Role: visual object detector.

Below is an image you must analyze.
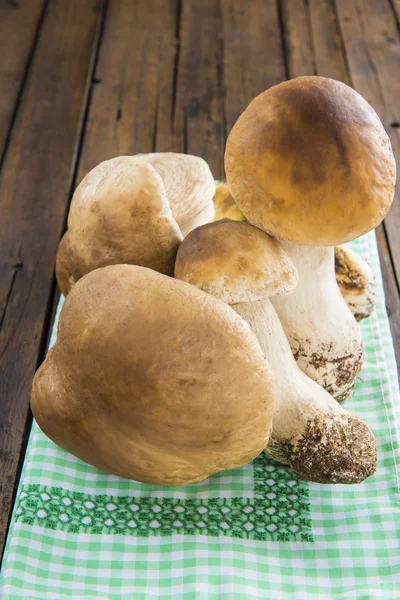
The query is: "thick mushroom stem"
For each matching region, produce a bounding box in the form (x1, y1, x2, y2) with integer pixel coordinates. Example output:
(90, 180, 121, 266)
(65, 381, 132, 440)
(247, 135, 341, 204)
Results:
(271, 244, 363, 402)
(232, 297, 377, 484)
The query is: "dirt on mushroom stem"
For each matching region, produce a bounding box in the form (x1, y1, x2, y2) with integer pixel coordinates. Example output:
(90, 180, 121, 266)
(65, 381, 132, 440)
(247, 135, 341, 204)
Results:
(232, 296, 376, 484)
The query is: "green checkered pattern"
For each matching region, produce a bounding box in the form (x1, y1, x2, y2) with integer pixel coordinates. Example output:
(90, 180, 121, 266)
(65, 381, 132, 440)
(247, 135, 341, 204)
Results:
(1, 230, 400, 599)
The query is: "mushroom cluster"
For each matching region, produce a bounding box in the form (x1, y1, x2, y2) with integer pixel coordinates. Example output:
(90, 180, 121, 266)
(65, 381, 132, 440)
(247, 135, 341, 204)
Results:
(32, 76, 395, 487)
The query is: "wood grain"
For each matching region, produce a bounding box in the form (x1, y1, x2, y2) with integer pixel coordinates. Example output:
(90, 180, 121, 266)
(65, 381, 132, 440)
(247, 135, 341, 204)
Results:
(222, 0, 286, 135)
(0, 0, 105, 559)
(174, 0, 226, 177)
(282, 0, 349, 81)
(0, 0, 45, 159)
(78, 0, 181, 182)
(79, 0, 226, 181)
(308, 0, 350, 82)
(375, 225, 400, 377)
(281, 0, 315, 77)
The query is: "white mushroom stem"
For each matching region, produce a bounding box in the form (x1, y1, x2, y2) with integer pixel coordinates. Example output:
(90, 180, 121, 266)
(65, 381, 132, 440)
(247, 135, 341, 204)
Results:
(335, 246, 376, 322)
(232, 297, 376, 484)
(271, 244, 363, 402)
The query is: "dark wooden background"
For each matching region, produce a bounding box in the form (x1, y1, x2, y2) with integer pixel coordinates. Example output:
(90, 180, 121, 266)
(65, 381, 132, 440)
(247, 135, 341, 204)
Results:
(0, 0, 399, 560)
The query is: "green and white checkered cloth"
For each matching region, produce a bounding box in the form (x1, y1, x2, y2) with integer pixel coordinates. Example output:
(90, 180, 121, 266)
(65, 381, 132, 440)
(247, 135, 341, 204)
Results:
(1, 230, 400, 599)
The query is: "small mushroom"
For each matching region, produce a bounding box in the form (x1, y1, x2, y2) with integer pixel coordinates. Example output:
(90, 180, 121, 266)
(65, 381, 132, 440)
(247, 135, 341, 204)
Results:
(32, 264, 275, 485)
(225, 77, 396, 401)
(137, 152, 215, 236)
(212, 182, 376, 322)
(335, 246, 376, 321)
(175, 220, 377, 484)
(56, 157, 183, 295)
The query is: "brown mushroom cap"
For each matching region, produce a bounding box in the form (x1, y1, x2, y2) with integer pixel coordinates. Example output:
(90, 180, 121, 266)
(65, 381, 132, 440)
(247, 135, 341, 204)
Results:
(65, 157, 183, 284)
(137, 152, 216, 236)
(225, 76, 396, 246)
(31, 265, 275, 486)
(175, 219, 298, 304)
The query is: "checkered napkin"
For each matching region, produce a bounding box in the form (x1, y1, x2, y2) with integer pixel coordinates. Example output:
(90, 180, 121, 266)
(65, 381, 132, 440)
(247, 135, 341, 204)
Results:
(1, 230, 399, 599)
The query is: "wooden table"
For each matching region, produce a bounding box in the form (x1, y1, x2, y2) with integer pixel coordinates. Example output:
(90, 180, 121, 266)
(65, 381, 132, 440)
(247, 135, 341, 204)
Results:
(0, 0, 399, 561)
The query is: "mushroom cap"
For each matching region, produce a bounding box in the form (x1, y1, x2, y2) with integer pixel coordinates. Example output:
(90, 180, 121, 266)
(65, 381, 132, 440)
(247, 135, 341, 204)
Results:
(137, 152, 216, 236)
(175, 219, 298, 304)
(64, 157, 183, 285)
(225, 76, 396, 246)
(31, 265, 275, 486)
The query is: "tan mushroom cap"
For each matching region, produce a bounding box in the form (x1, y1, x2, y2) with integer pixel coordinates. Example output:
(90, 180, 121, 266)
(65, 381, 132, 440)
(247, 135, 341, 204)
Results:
(31, 265, 275, 486)
(137, 152, 216, 236)
(65, 157, 183, 285)
(225, 77, 396, 246)
(175, 219, 298, 305)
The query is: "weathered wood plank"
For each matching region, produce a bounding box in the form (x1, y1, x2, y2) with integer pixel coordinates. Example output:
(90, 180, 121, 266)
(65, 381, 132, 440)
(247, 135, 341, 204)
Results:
(308, 0, 349, 82)
(222, 0, 286, 137)
(79, 0, 226, 182)
(281, 0, 315, 77)
(375, 225, 400, 378)
(78, 0, 180, 182)
(335, 0, 400, 286)
(174, 0, 226, 177)
(0, 0, 105, 559)
(282, 0, 348, 81)
(0, 0, 45, 160)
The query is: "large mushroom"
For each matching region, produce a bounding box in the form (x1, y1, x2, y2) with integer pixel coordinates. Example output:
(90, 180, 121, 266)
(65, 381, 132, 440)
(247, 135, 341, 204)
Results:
(56, 153, 215, 296)
(225, 76, 396, 401)
(175, 220, 377, 484)
(32, 264, 275, 485)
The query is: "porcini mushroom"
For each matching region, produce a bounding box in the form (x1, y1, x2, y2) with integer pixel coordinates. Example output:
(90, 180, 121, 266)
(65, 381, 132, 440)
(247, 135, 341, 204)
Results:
(225, 76, 396, 400)
(32, 264, 275, 485)
(212, 182, 376, 322)
(175, 220, 377, 483)
(335, 245, 376, 321)
(137, 152, 215, 236)
(56, 156, 183, 295)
